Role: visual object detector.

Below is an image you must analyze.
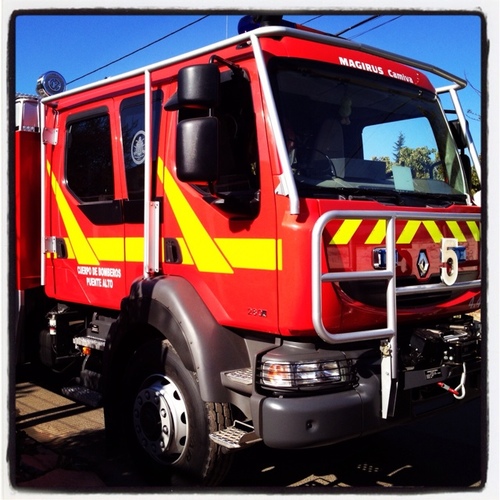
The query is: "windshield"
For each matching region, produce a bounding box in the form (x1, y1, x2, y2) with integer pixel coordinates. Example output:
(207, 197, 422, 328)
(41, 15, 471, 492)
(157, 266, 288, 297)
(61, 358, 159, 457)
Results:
(269, 58, 468, 206)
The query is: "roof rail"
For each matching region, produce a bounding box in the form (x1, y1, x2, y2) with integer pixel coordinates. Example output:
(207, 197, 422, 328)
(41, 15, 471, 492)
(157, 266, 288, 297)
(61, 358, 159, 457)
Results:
(41, 23, 467, 104)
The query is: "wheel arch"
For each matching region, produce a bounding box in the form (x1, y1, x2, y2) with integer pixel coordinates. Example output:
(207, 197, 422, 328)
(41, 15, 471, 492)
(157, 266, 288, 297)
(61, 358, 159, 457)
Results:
(104, 276, 250, 403)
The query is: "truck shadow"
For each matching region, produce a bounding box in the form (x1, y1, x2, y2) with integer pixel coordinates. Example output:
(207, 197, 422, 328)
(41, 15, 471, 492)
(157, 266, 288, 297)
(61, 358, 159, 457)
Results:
(13, 368, 483, 492)
(224, 399, 483, 490)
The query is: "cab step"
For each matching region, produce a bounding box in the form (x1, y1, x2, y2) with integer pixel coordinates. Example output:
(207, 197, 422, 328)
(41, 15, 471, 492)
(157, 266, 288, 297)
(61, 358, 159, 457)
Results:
(224, 368, 252, 385)
(209, 420, 261, 450)
(61, 386, 103, 408)
(221, 367, 253, 394)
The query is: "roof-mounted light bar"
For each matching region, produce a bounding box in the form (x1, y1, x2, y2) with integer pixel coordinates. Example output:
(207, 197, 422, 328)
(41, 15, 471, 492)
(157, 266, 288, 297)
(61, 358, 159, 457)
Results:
(238, 15, 329, 36)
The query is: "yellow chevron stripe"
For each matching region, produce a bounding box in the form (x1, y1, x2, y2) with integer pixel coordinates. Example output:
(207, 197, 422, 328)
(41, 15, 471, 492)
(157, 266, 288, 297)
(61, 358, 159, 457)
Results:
(423, 221, 443, 243)
(329, 218, 479, 246)
(125, 237, 144, 262)
(157, 160, 283, 272)
(446, 221, 467, 242)
(277, 239, 283, 271)
(330, 219, 362, 245)
(177, 238, 194, 265)
(88, 237, 124, 261)
(396, 220, 421, 244)
(159, 159, 233, 274)
(215, 238, 279, 270)
(47, 161, 100, 266)
(467, 221, 481, 242)
(365, 219, 386, 244)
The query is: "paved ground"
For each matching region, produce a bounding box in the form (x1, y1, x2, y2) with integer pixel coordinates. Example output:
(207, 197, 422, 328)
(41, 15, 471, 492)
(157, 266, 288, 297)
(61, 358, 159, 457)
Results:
(12, 378, 146, 491)
(7, 369, 487, 495)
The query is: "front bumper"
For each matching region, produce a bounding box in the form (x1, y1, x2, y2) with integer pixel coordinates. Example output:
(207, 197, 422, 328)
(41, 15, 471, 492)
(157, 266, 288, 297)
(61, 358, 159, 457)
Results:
(254, 359, 480, 449)
(254, 369, 380, 449)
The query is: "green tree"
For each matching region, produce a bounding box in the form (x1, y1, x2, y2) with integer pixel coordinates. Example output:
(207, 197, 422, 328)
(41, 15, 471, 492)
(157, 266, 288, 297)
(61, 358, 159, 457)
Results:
(393, 132, 405, 163)
(470, 154, 481, 195)
(397, 145, 442, 180)
(373, 145, 442, 180)
(373, 133, 481, 195)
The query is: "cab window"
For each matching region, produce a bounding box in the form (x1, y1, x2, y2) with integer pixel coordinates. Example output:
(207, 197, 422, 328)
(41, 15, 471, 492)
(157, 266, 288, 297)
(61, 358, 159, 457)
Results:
(66, 112, 114, 202)
(120, 91, 163, 200)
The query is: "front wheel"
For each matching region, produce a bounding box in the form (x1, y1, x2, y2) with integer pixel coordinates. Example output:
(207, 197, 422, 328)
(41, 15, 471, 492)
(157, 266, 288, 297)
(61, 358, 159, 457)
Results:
(123, 338, 233, 486)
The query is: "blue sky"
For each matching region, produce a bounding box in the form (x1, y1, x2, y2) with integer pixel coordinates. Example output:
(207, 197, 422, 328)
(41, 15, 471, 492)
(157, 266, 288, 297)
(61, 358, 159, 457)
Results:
(13, 13, 483, 153)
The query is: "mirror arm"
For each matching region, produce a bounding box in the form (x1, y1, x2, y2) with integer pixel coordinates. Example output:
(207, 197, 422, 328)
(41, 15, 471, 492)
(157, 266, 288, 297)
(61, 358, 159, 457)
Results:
(209, 55, 243, 77)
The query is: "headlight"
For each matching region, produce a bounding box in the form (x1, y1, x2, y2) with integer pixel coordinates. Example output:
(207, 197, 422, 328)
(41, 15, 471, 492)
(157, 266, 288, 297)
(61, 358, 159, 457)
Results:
(260, 359, 350, 389)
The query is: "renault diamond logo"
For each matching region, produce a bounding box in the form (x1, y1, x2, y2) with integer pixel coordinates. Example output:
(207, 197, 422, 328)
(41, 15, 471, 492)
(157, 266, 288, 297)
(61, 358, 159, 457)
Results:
(417, 250, 429, 277)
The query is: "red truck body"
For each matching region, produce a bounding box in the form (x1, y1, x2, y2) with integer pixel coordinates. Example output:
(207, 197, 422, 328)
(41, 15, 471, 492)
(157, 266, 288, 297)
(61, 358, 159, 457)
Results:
(14, 17, 481, 485)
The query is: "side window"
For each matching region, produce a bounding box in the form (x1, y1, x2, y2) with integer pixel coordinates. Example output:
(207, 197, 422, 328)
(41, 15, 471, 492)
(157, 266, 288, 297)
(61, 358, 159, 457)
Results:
(120, 91, 163, 200)
(66, 113, 114, 202)
(216, 74, 259, 192)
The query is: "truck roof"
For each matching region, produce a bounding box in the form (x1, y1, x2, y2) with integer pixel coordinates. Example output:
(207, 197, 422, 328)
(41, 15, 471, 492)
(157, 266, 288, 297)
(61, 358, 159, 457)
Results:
(41, 25, 466, 104)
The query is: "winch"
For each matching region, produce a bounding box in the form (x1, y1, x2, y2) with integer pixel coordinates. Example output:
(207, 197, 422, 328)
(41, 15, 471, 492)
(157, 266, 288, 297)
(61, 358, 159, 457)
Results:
(404, 315, 481, 369)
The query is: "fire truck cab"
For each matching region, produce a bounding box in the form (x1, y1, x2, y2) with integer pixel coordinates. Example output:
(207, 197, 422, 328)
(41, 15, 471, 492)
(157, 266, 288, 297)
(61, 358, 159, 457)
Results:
(14, 16, 482, 485)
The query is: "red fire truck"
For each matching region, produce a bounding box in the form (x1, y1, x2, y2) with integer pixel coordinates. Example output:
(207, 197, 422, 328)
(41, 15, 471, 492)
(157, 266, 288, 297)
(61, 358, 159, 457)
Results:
(14, 16, 482, 485)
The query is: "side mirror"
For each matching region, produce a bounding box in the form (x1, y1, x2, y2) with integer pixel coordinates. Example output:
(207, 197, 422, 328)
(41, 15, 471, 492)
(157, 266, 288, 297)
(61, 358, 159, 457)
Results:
(165, 64, 220, 110)
(460, 152, 472, 191)
(449, 119, 467, 150)
(176, 116, 218, 183)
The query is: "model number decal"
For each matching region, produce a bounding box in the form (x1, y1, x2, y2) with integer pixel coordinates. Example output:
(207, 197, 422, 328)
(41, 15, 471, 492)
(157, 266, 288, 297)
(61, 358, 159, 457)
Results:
(248, 308, 267, 318)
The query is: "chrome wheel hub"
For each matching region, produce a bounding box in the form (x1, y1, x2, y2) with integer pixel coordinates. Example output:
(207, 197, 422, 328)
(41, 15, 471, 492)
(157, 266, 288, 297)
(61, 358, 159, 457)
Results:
(133, 375, 188, 464)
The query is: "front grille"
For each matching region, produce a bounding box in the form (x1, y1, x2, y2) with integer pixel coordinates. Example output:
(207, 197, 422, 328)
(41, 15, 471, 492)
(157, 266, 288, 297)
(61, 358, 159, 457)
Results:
(338, 273, 477, 308)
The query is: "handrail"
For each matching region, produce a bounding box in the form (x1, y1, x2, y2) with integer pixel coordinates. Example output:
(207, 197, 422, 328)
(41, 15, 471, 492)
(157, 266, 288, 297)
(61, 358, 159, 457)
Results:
(312, 210, 481, 345)
(250, 33, 300, 215)
(447, 87, 482, 184)
(40, 102, 46, 286)
(143, 69, 152, 278)
(40, 25, 468, 106)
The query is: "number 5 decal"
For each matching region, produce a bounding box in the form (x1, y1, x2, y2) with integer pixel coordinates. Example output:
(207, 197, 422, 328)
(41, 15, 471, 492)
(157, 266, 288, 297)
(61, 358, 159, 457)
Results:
(441, 238, 458, 286)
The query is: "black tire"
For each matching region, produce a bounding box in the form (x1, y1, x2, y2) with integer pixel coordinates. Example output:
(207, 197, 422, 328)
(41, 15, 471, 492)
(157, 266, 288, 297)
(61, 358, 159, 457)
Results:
(123, 338, 233, 486)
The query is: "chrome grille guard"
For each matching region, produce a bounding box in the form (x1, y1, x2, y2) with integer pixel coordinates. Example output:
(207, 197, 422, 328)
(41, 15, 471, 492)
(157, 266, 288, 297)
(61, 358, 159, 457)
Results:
(311, 210, 481, 418)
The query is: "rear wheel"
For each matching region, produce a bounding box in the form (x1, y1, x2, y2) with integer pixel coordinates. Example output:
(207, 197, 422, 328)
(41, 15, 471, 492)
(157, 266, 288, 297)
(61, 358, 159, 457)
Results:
(124, 338, 233, 486)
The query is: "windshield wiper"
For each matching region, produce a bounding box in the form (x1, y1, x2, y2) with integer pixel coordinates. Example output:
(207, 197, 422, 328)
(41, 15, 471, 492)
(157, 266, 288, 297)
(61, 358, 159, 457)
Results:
(397, 190, 467, 207)
(296, 184, 403, 204)
(344, 188, 404, 205)
(348, 188, 467, 207)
